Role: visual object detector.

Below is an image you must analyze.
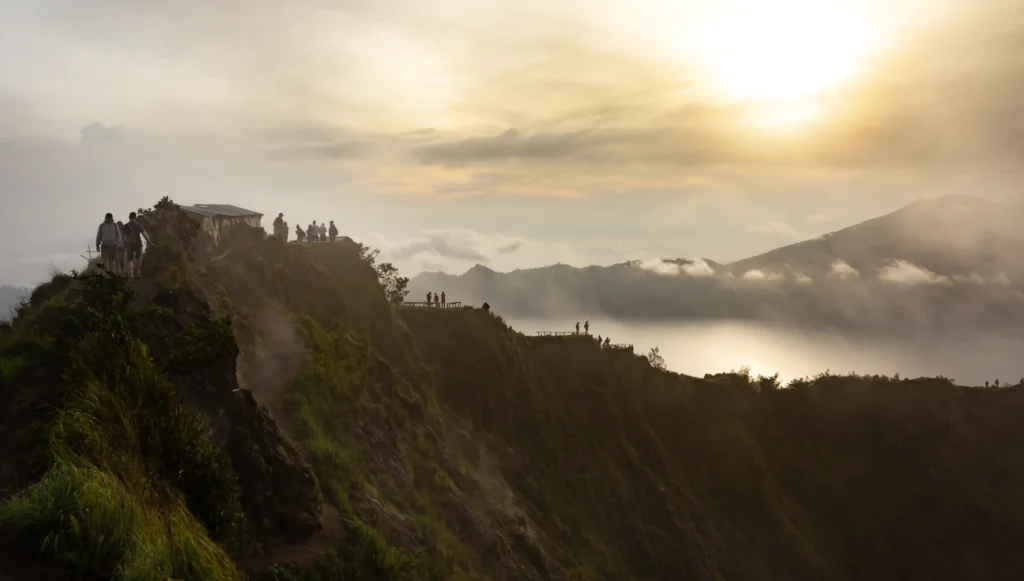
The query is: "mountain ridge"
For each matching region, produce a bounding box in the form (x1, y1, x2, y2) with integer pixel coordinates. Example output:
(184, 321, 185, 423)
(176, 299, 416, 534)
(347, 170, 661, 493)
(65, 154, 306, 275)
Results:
(4, 198, 1024, 580)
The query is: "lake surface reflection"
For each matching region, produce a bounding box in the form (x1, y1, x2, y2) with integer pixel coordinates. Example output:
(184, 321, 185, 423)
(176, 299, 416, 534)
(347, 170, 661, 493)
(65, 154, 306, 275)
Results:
(505, 317, 1024, 387)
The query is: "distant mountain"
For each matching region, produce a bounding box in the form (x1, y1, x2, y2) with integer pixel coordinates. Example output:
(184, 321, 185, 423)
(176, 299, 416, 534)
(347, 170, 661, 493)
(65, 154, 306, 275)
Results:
(409, 196, 1024, 335)
(724, 195, 1024, 280)
(0, 285, 27, 321)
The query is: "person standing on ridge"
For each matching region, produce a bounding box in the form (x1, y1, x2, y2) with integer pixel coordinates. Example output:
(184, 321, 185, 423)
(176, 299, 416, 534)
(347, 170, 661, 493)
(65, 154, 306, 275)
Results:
(441, 291, 446, 308)
(318, 221, 327, 242)
(426, 291, 432, 306)
(123, 212, 153, 279)
(310, 221, 319, 243)
(295, 224, 306, 243)
(115, 221, 127, 274)
(273, 213, 285, 238)
(328, 221, 338, 243)
(96, 213, 122, 274)
(575, 322, 580, 334)
(584, 321, 590, 335)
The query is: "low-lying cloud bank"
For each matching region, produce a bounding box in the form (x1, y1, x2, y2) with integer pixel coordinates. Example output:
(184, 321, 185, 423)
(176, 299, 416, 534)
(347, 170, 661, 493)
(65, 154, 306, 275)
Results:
(410, 257, 1024, 337)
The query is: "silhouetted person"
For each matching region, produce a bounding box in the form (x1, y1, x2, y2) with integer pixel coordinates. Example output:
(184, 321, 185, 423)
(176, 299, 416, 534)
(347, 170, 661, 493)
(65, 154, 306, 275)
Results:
(115, 221, 127, 274)
(123, 212, 153, 279)
(273, 213, 285, 238)
(96, 213, 122, 274)
(584, 321, 590, 334)
(604, 337, 611, 347)
(319, 221, 327, 242)
(310, 221, 319, 243)
(597, 335, 602, 343)
(482, 302, 490, 313)
(426, 291, 432, 306)
(296, 225, 306, 243)
(329, 221, 338, 243)
(575, 322, 580, 334)
(434, 292, 440, 307)
(441, 291, 446, 308)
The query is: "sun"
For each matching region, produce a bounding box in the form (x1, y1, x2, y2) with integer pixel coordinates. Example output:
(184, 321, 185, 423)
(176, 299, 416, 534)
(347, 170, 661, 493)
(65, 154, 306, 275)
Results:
(691, 0, 879, 103)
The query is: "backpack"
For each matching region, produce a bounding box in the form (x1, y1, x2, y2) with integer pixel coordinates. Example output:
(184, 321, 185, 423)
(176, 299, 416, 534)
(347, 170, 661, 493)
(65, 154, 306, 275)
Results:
(123, 221, 142, 245)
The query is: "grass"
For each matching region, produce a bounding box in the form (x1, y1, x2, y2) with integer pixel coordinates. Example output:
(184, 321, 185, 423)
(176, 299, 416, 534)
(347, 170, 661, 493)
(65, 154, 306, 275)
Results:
(0, 462, 236, 580)
(0, 271, 244, 579)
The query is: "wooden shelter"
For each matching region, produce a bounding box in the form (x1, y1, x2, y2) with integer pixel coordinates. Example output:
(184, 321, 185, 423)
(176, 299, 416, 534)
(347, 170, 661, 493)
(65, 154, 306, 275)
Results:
(181, 204, 263, 246)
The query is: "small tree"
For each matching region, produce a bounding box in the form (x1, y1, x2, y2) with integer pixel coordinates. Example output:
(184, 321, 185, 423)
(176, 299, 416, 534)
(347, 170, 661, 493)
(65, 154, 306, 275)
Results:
(357, 244, 409, 305)
(376, 262, 410, 305)
(647, 346, 666, 370)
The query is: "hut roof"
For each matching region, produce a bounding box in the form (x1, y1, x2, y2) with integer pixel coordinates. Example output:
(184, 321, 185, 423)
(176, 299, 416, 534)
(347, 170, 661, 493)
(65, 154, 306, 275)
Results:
(182, 204, 263, 218)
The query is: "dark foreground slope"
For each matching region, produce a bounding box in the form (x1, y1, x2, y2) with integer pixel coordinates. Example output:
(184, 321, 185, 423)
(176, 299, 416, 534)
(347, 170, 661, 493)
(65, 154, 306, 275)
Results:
(2, 208, 1024, 580)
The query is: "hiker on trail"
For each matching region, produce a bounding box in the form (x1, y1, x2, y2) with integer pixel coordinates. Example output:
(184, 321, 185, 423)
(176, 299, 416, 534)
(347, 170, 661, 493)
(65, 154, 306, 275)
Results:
(584, 321, 590, 334)
(426, 291, 432, 306)
(295, 225, 306, 243)
(482, 302, 490, 313)
(116, 221, 128, 274)
(441, 292, 446, 308)
(597, 334, 602, 343)
(319, 221, 327, 241)
(96, 213, 122, 274)
(329, 221, 338, 243)
(435, 295, 441, 307)
(123, 212, 153, 279)
(604, 337, 611, 347)
(310, 221, 319, 243)
(273, 213, 285, 238)
(575, 322, 580, 334)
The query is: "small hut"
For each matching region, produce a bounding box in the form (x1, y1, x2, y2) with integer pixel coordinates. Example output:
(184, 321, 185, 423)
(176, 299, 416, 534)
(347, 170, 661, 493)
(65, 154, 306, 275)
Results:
(181, 204, 263, 246)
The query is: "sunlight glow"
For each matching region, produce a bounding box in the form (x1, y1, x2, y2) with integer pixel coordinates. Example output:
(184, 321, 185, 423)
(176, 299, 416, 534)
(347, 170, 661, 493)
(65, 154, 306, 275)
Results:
(692, 0, 880, 102)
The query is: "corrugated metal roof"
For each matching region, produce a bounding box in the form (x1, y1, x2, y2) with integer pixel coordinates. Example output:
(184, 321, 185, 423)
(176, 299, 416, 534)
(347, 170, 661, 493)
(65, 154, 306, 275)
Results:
(183, 204, 263, 218)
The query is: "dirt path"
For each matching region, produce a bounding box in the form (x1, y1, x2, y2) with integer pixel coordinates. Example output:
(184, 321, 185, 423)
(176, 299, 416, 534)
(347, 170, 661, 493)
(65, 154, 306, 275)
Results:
(237, 503, 344, 577)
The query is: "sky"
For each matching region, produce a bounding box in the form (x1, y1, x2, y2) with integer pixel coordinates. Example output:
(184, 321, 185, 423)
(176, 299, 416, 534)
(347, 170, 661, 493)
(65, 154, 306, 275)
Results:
(1, 0, 1022, 286)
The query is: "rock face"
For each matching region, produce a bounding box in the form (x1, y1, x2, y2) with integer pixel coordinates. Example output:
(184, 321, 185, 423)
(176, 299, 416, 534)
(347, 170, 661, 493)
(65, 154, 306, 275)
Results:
(148, 288, 324, 549)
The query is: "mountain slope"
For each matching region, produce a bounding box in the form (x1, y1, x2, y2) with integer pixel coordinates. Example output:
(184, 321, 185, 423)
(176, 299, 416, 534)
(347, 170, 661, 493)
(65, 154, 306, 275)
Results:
(408, 196, 1024, 332)
(4, 199, 1024, 579)
(726, 195, 1024, 279)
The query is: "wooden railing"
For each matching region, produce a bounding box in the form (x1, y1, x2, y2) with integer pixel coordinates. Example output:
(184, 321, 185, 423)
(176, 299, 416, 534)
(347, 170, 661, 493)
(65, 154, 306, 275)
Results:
(535, 331, 577, 336)
(402, 301, 464, 308)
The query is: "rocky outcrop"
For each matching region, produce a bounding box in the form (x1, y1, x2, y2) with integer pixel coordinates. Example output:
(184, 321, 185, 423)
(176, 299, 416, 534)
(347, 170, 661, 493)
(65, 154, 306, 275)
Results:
(148, 288, 324, 550)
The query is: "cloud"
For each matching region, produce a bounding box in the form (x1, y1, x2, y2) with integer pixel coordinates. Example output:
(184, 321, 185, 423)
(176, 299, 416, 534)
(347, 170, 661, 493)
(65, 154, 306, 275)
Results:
(877, 260, 950, 285)
(829, 259, 860, 279)
(636, 259, 716, 277)
(807, 213, 833, 223)
(742, 269, 783, 282)
(80, 122, 125, 146)
(385, 228, 527, 263)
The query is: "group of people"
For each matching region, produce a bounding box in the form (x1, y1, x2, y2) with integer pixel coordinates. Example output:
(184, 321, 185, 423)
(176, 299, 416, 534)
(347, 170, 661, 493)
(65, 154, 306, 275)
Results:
(272, 214, 339, 244)
(95, 212, 153, 278)
(425, 291, 448, 307)
(573, 321, 629, 349)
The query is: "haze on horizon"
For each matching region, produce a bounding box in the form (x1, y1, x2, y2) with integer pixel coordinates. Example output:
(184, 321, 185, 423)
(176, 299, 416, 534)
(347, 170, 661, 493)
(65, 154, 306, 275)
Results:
(1, 0, 1022, 285)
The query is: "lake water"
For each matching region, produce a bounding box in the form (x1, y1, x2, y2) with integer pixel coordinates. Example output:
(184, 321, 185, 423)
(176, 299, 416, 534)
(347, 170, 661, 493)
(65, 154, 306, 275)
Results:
(505, 317, 1024, 387)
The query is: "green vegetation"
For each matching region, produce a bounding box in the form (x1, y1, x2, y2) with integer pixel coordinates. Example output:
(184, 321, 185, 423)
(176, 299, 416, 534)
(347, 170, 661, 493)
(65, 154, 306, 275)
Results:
(0, 272, 241, 579)
(4, 199, 1024, 580)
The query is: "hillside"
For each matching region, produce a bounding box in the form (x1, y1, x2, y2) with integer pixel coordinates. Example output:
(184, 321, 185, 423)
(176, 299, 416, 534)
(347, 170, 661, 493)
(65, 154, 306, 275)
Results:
(408, 196, 1024, 333)
(3, 199, 1024, 580)
(725, 195, 1024, 279)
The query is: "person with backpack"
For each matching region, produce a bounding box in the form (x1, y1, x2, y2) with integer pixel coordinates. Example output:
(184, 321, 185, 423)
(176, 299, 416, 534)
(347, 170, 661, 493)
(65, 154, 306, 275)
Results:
(328, 221, 338, 243)
(123, 212, 153, 279)
(95, 213, 122, 274)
